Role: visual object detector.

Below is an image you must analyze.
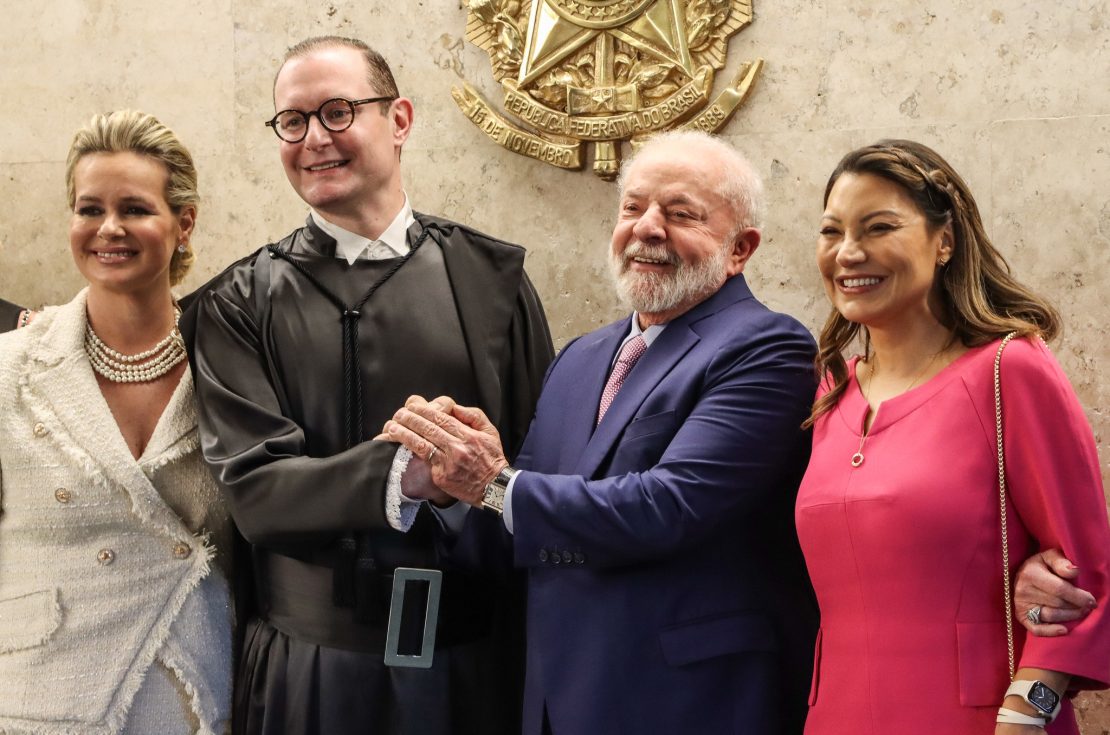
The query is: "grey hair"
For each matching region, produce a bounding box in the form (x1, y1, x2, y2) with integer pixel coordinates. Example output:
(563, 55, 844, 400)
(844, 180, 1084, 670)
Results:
(618, 130, 765, 230)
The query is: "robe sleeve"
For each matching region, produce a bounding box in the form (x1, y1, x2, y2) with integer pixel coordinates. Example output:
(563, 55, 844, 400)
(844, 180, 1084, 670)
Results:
(188, 260, 399, 549)
(1002, 338, 1110, 690)
(436, 267, 554, 574)
(501, 269, 554, 456)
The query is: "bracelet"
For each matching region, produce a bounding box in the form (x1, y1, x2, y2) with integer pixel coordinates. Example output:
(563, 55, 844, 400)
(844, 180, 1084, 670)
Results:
(996, 706, 1047, 727)
(17, 309, 32, 329)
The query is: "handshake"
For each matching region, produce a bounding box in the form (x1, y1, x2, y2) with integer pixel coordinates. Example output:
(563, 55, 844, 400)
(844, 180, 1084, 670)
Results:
(377, 395, 511, 509)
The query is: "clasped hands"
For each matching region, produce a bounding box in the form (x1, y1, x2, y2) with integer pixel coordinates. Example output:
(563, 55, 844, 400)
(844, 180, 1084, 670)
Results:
(377, 395, 509, 509)
(376, 403, 1098, 636)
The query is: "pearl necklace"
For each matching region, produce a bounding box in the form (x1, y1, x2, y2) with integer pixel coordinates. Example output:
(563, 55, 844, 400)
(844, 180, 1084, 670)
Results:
(85, 307, 185, 383)
(850, 348, 944, 468)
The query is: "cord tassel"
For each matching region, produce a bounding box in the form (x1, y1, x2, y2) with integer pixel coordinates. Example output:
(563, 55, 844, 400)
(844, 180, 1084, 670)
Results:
(266, 226, 436, 619)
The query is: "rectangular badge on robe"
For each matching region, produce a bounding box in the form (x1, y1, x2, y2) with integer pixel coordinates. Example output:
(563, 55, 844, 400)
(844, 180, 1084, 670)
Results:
(384, 567, 443, 668)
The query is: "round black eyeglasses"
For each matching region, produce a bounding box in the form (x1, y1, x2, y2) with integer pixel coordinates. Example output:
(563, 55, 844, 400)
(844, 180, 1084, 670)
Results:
(265, 96, 396, 142)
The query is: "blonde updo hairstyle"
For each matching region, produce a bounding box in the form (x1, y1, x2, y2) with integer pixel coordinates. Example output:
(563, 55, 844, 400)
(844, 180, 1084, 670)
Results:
(806, 139, 1060, 427)
(65, 110, 199, 286)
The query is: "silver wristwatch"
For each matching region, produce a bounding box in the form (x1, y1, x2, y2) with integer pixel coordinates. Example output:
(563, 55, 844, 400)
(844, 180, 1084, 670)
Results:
(482, 466, 518, 514)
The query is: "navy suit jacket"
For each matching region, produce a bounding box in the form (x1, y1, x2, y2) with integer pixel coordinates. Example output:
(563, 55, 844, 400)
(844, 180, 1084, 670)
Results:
(510, 274, 819, 735)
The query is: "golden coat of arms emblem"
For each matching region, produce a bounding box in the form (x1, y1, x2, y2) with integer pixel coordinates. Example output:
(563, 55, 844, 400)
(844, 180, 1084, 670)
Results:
(452, 0, 762, 179)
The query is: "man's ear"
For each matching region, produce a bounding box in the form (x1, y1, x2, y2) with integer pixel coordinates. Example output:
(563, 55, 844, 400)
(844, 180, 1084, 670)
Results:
(389, 97, 415, 149)
(725, 228, 761, 276)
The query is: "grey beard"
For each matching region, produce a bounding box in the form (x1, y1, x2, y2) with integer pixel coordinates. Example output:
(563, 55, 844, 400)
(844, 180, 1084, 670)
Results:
(610, 241, 730, 316)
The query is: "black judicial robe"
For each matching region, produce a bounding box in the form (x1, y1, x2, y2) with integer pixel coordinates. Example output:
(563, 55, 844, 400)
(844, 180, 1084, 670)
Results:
(183, 213, 553, 735)
(0, 299, 22, 333)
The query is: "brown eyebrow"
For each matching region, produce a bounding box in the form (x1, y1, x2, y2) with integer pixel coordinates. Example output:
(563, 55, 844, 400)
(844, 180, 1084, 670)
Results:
(821, 209, 903, 223)
(860, 209, 902, 222)
(76, 194, 157, 206)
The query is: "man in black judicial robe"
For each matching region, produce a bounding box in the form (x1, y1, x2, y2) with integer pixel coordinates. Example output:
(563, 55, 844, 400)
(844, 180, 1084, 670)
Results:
(184, 36, 553, 735)
(0, 299, 23, 333)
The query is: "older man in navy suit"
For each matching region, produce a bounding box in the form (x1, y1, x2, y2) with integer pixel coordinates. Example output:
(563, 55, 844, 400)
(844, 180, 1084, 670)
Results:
(388, 131, 818, 735)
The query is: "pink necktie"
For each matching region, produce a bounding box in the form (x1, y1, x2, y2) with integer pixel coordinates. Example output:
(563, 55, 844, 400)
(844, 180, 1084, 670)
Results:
(597, 335, 647, 425)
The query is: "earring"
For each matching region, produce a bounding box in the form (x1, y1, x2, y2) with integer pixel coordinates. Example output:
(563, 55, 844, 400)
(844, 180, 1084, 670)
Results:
(177, 242, 187, 253)
(937, 256, 949, 266)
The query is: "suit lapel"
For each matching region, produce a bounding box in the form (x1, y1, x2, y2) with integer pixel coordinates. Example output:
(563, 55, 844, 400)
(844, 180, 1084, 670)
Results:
(139, 370, 200, 467)
(573, 274, 755, 479)
(552, 320, 628, 473)
(574, 322, 699, 478)
(22, 291, 194, 535)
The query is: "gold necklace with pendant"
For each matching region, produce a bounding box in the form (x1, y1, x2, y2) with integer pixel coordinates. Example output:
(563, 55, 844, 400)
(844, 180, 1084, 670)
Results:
(850, 347, 945, 468)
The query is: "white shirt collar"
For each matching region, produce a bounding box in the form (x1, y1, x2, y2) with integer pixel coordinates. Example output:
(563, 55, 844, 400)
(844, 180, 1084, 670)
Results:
(310, 194, 416, 265)
(629, 314, 666, 347)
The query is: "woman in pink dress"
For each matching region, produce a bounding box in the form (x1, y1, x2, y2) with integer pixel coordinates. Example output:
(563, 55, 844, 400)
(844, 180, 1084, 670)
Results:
(796, 139, 1110, 734)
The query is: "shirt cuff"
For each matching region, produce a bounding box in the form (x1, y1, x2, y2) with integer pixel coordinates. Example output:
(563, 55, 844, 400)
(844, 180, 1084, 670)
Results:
(385, 447, 421, 532)
(502, 471, 520, 535)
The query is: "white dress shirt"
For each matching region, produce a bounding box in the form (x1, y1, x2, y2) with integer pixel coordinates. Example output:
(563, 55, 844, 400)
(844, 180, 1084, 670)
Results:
(310, 195, 414, 264)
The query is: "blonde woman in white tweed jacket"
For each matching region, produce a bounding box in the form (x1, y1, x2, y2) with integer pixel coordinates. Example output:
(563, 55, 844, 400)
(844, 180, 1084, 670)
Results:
(0, 111, 233, 734)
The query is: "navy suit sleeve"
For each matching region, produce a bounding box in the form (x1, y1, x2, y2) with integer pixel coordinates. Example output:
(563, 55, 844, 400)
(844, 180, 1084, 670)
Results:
(511, 316, 816, 570)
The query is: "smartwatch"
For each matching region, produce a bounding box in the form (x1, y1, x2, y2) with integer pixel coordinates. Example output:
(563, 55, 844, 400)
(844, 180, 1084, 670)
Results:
(1005, 680, 1062, 723)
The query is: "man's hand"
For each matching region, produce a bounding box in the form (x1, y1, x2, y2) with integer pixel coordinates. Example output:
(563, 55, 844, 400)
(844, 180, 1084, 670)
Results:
(385, 395, 508, 507)
(373, 396, 461, 508)
(399, 454, 455, 508)
(374, 396, 457, 441)
(1014, 549, 1097, 637)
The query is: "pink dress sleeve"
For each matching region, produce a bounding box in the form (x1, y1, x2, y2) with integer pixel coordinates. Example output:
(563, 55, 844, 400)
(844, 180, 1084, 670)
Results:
(1001, 338, 1110, 689)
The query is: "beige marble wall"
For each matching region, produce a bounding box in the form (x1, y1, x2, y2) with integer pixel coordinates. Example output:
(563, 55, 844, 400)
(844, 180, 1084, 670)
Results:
(1, 0, 1107, 726)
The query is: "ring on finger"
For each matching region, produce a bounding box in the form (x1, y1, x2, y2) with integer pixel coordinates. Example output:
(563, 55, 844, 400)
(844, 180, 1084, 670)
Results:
(1025, 605, 1043, 625)
(427, 446, 439, 462)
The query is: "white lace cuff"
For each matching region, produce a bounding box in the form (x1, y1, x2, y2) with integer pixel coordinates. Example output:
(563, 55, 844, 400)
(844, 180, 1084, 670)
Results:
(385, 447, 421, 532)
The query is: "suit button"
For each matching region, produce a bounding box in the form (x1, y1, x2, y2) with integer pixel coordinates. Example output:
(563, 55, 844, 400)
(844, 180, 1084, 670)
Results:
(561, 550, 573, 564)
(172, 542, 192, 559)
(551, 551, 562, 565)
(573, 552, 585, 564)
(54, 488, 71, 503)
(33, 422, 49, 438)
(538, 549, 549, 563)
(97, 548, 115, 565)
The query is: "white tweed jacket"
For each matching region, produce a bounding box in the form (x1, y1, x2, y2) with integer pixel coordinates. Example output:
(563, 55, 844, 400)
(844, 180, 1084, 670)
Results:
(0, 290, 232, 734)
